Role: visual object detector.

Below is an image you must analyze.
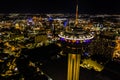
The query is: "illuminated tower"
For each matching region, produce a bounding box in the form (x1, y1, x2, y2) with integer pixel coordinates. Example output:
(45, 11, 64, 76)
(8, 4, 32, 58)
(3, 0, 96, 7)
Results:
(58, 0, 94, 80)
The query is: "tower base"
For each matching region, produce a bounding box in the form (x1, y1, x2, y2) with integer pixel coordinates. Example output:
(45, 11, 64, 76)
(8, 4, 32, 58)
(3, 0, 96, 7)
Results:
(67, 54, 80, 80)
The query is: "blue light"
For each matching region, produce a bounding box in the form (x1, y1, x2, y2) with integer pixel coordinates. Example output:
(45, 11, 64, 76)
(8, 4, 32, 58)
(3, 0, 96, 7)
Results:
(28, 18, 33, 22)
(63, 20, 68, 27)
(100, 24, 103, 28)
(60, 38, 65, 41)
(84, 52, 89, 56)
(84, 39, 91, 43)
(111, 42, 116, 47)
(48, 17, 53, 22)
(76, 40, 79, 44)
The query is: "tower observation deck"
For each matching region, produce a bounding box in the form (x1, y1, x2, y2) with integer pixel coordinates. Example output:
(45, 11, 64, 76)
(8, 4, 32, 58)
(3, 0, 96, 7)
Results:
(58, 0, 95, 80)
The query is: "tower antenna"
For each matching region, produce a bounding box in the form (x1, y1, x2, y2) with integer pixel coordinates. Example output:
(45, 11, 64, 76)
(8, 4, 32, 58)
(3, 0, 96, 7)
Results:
(75, 0, 79, 26)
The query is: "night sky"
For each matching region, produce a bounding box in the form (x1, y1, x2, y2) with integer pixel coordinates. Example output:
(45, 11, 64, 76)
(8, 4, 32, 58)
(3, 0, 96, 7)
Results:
(0, 0, 119, 14)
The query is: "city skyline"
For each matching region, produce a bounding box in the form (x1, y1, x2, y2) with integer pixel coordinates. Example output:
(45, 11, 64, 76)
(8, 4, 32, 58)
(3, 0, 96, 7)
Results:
(0, 0, 119, 14)
(0, 12, 120, 80)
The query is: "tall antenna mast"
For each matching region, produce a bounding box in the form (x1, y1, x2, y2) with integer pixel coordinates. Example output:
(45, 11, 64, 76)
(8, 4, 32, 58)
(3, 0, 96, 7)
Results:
(75, 0, 79, 26)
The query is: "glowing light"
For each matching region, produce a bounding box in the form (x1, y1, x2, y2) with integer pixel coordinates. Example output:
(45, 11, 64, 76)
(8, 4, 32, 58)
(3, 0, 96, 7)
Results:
(60, 38, 65, 41)
(58, 34, 94, 41)
(83, 52, 89, 56)
(64, 20, 68, 27)
(3, 57, 8, 60)
(48, 17, 53, 21)
(48, 78, 53, 80)
(28, 18, 33, 22)
(113, 39, 120, 61)
(72, 40, 76, 43)
(84, 39, 91, 43)
(14, 68, 18, 71)
(76, 40, 79, 44)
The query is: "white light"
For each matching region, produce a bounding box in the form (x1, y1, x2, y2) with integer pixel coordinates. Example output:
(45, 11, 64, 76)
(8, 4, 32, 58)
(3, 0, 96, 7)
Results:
(14, 67, 18, 71)
(58, 34, 94, 41)
(41, 72, 44, 75)
(48, 78, 53, 80)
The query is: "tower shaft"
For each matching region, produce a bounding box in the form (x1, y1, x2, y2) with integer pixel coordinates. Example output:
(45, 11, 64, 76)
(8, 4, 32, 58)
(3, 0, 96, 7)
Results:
(67, 54, 80, 80)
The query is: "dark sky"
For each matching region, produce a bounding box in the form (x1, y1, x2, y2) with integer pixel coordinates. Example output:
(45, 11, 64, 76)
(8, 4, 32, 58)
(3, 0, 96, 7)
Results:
(0, 0, 119, 14)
